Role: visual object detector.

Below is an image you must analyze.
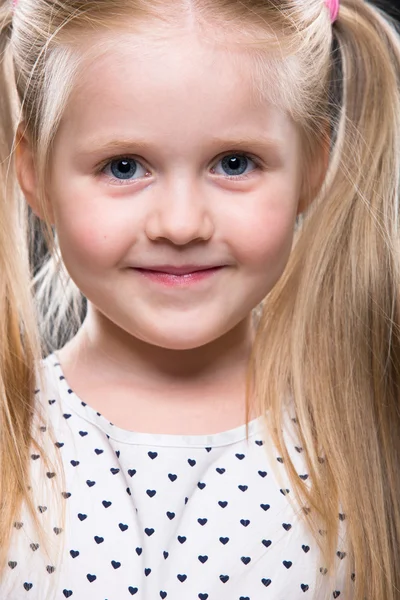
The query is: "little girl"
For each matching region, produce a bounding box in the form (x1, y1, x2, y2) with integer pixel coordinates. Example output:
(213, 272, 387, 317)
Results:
(0, 0, 399, 598)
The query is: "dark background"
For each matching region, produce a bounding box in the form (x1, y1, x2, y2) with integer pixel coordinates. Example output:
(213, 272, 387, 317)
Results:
(382, 0, 400, 19)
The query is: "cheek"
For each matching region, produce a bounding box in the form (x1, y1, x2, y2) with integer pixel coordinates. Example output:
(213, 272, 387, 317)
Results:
(53, 192, 134, 271)
(230, 190, 299, 272)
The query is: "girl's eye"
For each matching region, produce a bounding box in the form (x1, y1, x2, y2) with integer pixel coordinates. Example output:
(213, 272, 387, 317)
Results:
(102, 157, 148, 181)
(212, 154, 258, 179)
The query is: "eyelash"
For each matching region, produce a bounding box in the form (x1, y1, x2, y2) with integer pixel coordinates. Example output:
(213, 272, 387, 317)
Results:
(97, 152, 264, 185)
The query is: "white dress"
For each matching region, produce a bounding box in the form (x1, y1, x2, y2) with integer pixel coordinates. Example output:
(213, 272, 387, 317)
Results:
(0, 353, 350, 599)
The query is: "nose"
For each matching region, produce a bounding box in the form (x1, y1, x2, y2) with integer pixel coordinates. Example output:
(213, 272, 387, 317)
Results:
(145, 177, 214, 245)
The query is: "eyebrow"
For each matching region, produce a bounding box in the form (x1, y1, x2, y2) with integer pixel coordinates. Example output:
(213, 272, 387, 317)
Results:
(75, 135, 283, 157)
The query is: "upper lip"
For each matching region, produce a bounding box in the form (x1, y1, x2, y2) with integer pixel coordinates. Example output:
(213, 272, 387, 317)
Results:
(132, 265, 224, 275)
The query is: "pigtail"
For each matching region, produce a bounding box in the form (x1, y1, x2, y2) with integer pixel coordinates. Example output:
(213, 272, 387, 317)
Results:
(252, 1, 400, 599)
(0, 0, 62, 582)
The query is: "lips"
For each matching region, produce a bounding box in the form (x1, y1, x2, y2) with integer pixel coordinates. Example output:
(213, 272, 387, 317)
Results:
(134, 265, 221, 276)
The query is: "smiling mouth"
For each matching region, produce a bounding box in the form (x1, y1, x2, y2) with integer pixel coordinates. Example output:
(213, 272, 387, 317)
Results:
(135, 265, 223, 276)
(131, 266, 225, 286)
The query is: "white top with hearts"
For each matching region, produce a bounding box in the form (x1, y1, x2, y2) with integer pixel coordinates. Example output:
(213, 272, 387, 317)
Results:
(0, 352, 351, 599)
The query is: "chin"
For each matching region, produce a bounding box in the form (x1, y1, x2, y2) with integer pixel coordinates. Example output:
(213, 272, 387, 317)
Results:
(136, 323, 226, 351)
(144, 334, 218, 352)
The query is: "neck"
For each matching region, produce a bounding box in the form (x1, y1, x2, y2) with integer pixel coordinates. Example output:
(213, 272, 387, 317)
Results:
(66, 303, 255, 392)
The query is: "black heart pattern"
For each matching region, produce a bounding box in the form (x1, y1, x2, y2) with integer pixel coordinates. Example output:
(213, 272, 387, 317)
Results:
(20, 355, 346, 599)
(128, 586, 138, 595)
(178, 535, 187, 544)
(198, 555, 208, 563)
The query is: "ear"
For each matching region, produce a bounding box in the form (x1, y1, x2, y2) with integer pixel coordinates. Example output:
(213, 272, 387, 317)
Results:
(297, 125, 330, 216)
(15, 122, 54, 223)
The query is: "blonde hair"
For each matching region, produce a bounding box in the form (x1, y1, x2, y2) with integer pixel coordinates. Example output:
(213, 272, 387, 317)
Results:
(0, 0, 400, 598)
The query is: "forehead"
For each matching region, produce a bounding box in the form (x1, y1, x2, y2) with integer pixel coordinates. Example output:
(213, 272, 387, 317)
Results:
(68, 29, 269, 107)
(57, 29, 297, 151)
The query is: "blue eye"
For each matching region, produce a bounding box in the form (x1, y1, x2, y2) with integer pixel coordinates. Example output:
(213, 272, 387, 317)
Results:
(214, 154, 256, 177)
(103, 157, 147, 181)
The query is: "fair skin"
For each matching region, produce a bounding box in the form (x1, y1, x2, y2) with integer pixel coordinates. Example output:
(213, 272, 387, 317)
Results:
(16, 28, 324, 434)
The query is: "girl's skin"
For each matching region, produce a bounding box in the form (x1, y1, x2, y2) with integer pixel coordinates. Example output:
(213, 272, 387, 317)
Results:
(17, 28, 324, 434)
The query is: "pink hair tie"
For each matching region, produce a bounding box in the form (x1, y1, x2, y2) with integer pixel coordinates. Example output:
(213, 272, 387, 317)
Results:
(325, 0, 339, 23)
(12, 0, 18, 9)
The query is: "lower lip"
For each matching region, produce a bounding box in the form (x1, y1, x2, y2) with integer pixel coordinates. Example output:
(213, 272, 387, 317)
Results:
(132, 267, 224, 286)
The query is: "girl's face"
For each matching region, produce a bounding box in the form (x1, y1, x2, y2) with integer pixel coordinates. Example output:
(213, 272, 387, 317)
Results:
(47, 30, 306, 350)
